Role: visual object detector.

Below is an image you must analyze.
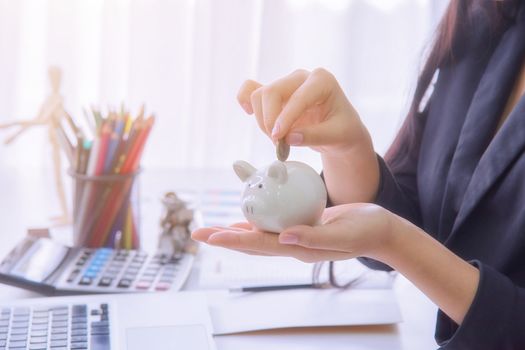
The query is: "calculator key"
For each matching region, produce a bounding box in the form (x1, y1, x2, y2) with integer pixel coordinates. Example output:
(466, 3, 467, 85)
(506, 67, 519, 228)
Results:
(139, 276, 154, 283)
(71, 329, 87, 336)
(11, 321, 29, 329)
(155, 282, 172, 291)
(67, 269, 81, 282)
(29, 336, 47, 344)
(72, 322, 87, 330)
(30, 331, 48, 338)
(101, 271, 118, 278)
(98, 278, 113, 287)
(76, 258, 87, 266)
(117, 279, 132, 288)
(71, 335, 87, 343)
(70, 342, 88, 349)
(161, 271, 176, 279)
(108, 262, 124, 269)
(50, 339, 68, 347)
(84, 271, 98, 278)
(52, 315, 68, 322)
(86, 266, 101, 272)
(122, 273, 137, 280)
(72, 313, 86, 321)
(79, 277, 93, 286)
(31, 324, 48, 331)
(91, 328, 110, 336)
(142, 271, 157, 278)
(8, 340, 27, 348)
(51, 333, 67, 341)
(13, 308, 29, 316)
(51, 321, 68, 329)
(104, 267, 120, 274)
(125, 267, 139, 274)
(11, 328, 28, 335)
(52, 307, 68, 315)
(9, 334, 27, 342)
(90, 261, 105, 268)
(135, 281, 151, 290)
(51, 327, 68, 335)
(72, 305, 87, 316)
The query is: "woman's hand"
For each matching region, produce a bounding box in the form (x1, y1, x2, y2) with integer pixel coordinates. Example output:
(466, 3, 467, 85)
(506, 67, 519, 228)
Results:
(193, 204, 481, 325)
(238, 68, 380, 203)
(238, 68, 369, 154)
(191, 203, 396, 263)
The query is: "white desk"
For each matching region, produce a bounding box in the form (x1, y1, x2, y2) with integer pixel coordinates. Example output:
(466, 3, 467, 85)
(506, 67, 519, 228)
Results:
(0, 166, 438, 349)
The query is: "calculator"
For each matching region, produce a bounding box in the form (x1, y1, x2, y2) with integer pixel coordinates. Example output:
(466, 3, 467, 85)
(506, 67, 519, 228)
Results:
(0, 236, 195, 295)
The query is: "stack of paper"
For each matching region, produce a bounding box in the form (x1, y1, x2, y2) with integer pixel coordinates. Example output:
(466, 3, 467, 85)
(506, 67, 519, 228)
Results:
(207, 288, 402, 335)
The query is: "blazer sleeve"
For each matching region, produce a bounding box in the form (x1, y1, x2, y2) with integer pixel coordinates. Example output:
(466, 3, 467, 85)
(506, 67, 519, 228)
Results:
(357, 154, 423, 271)
(436, 260, 525, 349)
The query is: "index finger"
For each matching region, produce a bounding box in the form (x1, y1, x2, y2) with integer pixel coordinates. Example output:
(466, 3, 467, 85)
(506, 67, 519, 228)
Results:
(237, 79, 262, 114)
(272, 68, 336, 140)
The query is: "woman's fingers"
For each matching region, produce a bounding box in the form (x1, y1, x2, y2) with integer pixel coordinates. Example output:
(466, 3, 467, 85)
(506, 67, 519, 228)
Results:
(191, 223, 252, 242)
(279, 223, 354, 253)
(207, 229, 351, 263)
(230, 222, 253, 229)
(250, 87, 268, 135)
(261, 69, 309, 137)
(241, 70, 310, 137)
(272, 68, 337, 141)
(237, 79, 262, 114)
(191, 227, 220, 242)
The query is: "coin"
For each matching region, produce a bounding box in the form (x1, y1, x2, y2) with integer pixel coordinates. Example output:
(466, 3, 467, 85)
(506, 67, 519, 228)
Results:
(276, 139, 290, 162)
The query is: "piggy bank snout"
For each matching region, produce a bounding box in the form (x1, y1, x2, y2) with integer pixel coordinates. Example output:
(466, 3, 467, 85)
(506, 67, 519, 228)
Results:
(241, 196, 266, 216)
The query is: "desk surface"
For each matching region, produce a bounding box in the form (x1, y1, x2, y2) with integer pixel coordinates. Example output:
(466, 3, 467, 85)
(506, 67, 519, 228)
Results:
(0, 166, 438, 350)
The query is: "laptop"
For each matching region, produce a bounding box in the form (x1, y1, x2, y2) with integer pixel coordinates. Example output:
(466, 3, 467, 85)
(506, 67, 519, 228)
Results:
(0, 291, 215, 350)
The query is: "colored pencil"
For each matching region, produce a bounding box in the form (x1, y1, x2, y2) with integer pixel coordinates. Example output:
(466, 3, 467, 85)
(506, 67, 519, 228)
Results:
(64, 107, 153, 248)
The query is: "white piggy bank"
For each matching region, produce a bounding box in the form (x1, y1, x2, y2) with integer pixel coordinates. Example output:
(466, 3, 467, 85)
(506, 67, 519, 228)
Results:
(233, 160, 327, 233)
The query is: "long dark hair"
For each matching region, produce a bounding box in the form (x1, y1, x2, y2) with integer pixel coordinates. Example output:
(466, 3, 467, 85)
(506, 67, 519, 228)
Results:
(384, 0, 519, 172)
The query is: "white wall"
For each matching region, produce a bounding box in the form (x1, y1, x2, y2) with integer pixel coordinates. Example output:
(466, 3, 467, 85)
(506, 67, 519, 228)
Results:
(0, 0, 447, 172)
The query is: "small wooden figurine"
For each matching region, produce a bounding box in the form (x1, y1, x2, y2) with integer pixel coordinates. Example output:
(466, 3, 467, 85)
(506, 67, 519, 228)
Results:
(158, 192, 194, 257)
(0, 66, 71, 225)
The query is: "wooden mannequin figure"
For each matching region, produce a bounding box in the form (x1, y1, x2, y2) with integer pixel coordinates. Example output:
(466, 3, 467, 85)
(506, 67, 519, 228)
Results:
(0, 66, 70, 225)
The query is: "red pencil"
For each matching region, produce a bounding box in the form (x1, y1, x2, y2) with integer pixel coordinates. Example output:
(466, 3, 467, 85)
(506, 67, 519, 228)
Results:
(95, 123, 111, 175)
(90, 116, 154, 247)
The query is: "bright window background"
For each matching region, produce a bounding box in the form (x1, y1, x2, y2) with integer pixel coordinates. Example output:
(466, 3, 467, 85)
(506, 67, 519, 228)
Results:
(0, 0, 447, 172)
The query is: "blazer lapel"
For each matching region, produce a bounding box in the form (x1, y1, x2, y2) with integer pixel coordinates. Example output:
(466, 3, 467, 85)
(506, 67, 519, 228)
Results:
(450, 96, 525, 236)
(446, 17, 525, 240)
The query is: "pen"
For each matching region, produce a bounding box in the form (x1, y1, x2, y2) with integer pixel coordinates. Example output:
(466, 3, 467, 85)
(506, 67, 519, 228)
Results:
(229, 283, 320, 293)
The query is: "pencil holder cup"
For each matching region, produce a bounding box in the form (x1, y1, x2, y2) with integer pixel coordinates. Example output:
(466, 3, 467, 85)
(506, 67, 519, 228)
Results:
(69, 170, 141, 249)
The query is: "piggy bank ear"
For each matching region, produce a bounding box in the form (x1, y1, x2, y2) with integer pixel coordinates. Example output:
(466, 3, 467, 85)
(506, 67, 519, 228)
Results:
(267, 161, 288, 184)
(233, 160, 257, 182)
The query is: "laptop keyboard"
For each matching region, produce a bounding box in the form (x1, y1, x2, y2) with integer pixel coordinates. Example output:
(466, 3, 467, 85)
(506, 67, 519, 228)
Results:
(0, 303, 110, 350)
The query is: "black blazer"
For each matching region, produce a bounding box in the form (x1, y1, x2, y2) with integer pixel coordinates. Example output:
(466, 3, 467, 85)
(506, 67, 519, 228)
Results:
(362, 3, 525, 350)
